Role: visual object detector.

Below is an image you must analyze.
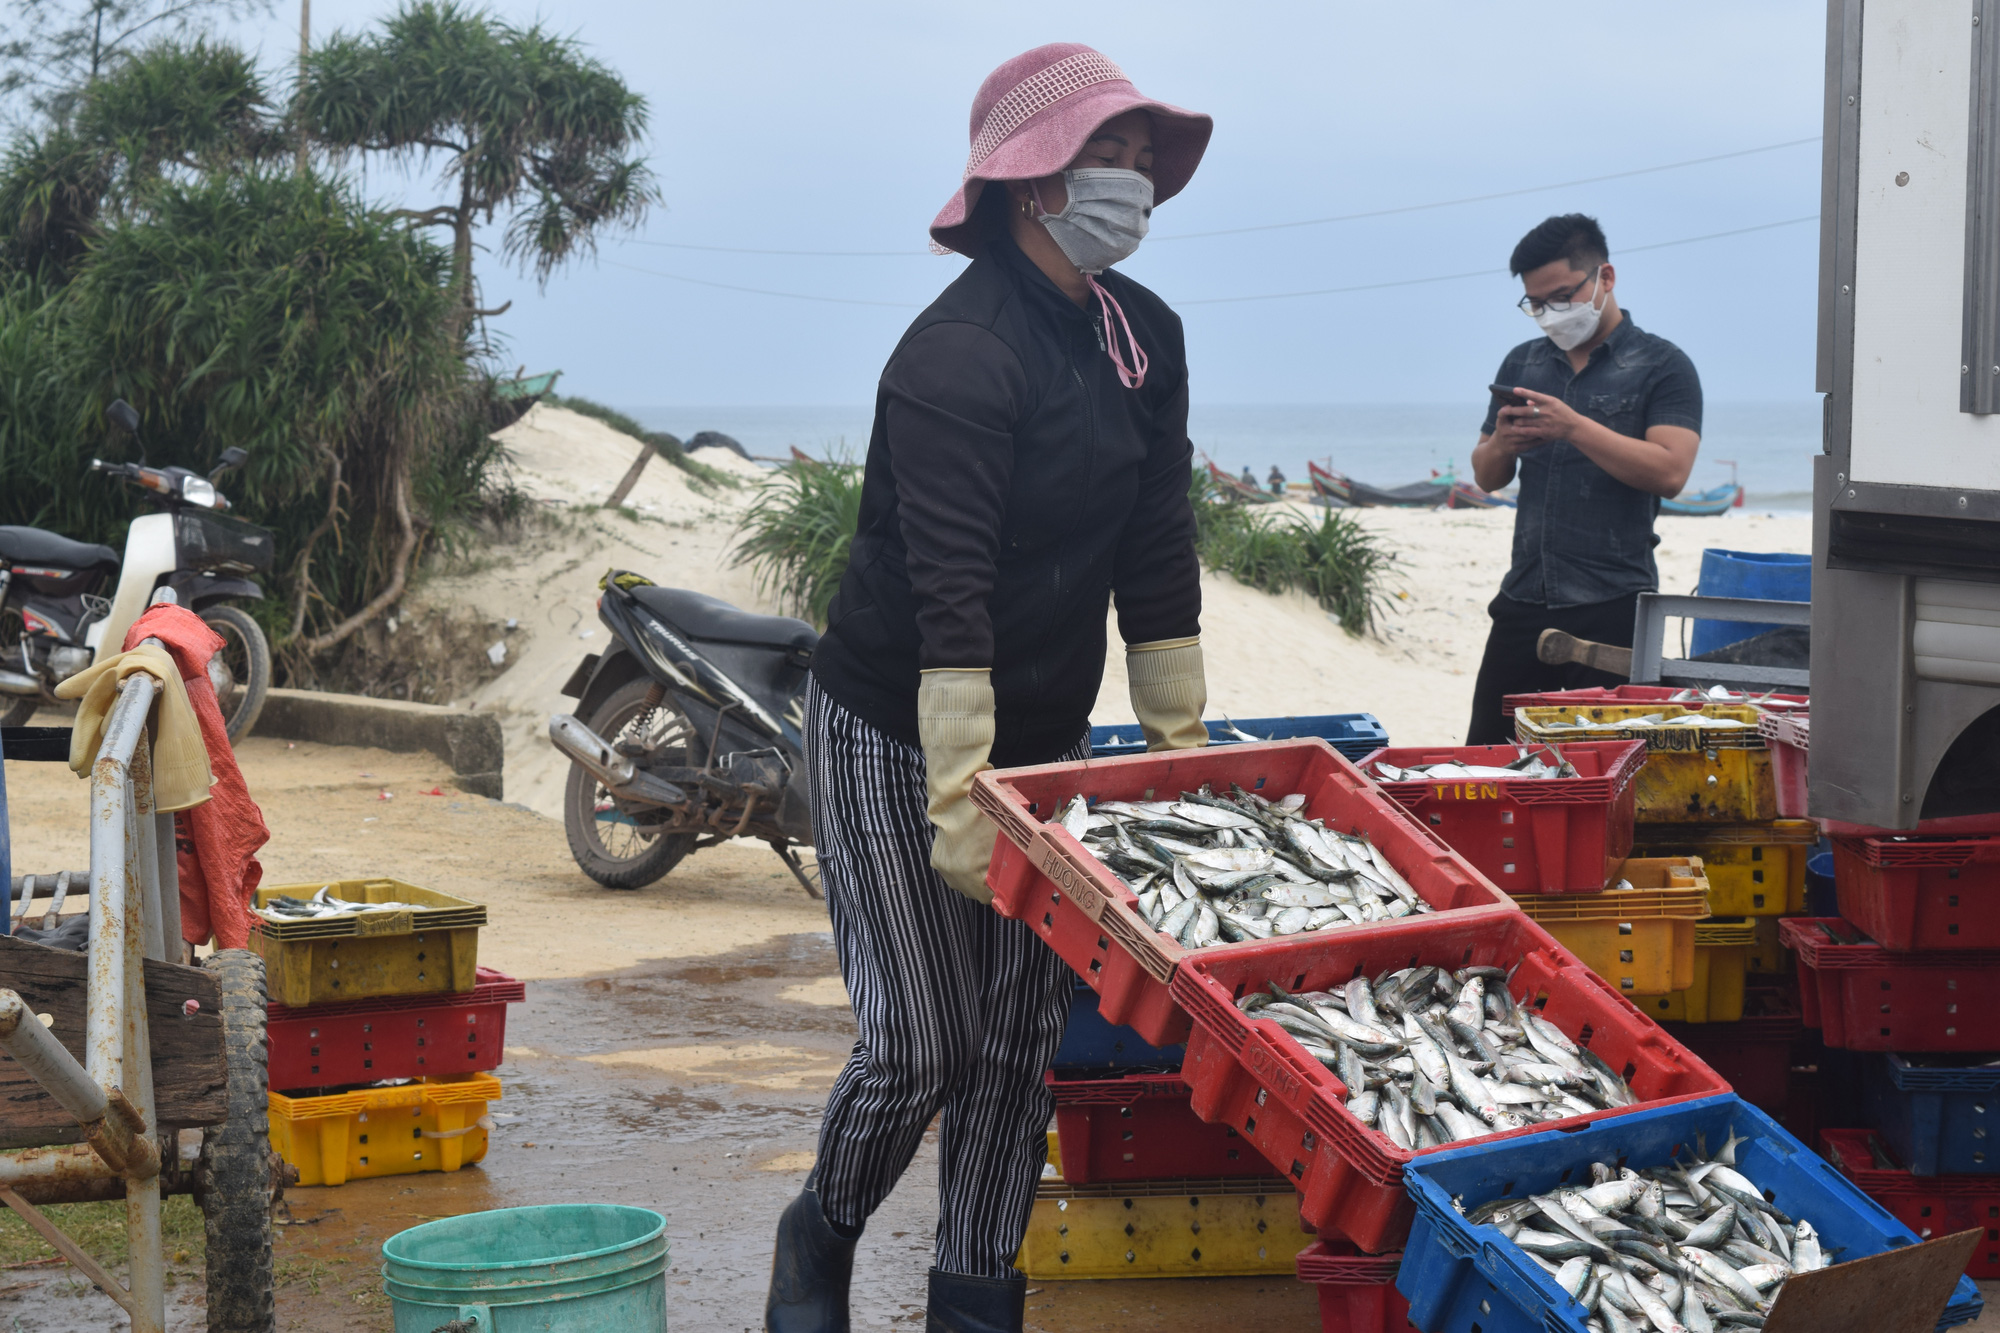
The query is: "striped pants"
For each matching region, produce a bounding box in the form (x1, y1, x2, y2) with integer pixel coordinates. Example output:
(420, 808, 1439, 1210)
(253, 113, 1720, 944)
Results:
(804, 677, 1083, 1279)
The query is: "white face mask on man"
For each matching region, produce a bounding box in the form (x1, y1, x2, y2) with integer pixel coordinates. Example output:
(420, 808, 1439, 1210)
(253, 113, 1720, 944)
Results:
(1531, 266, 1609, 351)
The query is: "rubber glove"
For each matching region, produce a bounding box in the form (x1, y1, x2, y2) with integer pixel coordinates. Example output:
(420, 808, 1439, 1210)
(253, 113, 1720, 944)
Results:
(1126, 637, 1209, 752)
(917, 667, 999, 903)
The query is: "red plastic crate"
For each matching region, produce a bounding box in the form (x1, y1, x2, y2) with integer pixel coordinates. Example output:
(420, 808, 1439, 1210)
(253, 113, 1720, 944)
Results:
(1500, 683, 1808, 719)
(1822, 1129, 2000, 1277)
(1358, 740, 1646, 894)
(1047, 1071, 1268, 1182)
(1296, 1240, 1413, 1332)
(266, 967, 524, 1091)
(1757, 712, 2000, 836)
(1758, 712, 1811, 820)
(1660, 1002, 1805, 1118)
(1168, 911, 1729, 1252)
(975, 739, 1517, 1047)
(1780, 917, 2000, 1051)
(1832, 834, 2000, 951)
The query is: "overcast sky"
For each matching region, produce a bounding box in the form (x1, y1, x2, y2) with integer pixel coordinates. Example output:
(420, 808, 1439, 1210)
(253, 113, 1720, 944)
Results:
(238, 0, 1828, 407)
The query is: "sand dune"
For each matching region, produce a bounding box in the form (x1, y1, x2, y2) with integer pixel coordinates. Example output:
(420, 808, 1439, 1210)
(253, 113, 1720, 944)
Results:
(428, 405, 1810, 818)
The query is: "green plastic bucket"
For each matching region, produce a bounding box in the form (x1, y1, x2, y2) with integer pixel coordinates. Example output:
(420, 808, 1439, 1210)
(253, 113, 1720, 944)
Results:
(382, 1204, 667, 1332)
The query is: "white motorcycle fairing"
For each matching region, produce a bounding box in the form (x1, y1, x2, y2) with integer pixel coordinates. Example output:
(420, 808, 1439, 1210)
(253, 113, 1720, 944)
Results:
(86, 511, 176, 662)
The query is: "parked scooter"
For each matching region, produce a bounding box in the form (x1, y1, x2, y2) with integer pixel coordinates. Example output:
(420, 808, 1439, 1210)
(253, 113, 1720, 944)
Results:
(0, 399, 275, 738)
(548, 570, 819, 894)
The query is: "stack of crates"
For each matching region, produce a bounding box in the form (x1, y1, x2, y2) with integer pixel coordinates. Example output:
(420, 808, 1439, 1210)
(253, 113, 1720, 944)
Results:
(1359, 735, 1720, 1014)
(248, 877, 516, 1187)
(1024, 980, 1316, 1283)
(1508, 697, 1817, 1125)
(1790, 817, 2000, 1281)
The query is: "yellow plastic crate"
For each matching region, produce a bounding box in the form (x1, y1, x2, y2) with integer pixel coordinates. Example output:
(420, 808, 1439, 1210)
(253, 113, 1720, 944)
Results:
(1020, 1179, 1308, 1279)
(1746, 914, 1792, 975)
(1512, 858, 1711, 996)
(248, 878, 486, 1008)
(1631, 821, 1816, 917)
(1642, 919, 1757, 1023)
(1515, 704, 1773, 824)
(268, 1073, 498, 1187)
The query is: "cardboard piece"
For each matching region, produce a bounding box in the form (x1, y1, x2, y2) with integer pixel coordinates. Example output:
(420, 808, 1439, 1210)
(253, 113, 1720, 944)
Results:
(1761, 1228, 1980, 1333)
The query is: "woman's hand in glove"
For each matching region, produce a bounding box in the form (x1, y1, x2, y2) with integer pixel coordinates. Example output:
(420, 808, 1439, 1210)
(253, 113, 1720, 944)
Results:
(918, 668, 999, 902)
(1126, 637, 1207, 751)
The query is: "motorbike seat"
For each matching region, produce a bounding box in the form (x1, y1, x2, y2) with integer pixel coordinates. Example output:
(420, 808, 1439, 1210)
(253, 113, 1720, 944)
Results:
(0, 526, 120, 571)
(631, 586, 817, 652)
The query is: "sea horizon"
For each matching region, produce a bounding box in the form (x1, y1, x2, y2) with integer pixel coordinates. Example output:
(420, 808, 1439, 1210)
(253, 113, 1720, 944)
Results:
(621, 399, 1821, 513)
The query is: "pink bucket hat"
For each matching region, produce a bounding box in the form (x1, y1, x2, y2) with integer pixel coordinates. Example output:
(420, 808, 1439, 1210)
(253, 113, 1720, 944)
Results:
(929, 43, 1212, 257)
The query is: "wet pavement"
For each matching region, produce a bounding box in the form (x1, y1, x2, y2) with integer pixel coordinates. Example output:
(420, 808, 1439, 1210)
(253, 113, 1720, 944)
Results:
(0, 931, 1316, 1330)
(254, 930, 1321, 1330)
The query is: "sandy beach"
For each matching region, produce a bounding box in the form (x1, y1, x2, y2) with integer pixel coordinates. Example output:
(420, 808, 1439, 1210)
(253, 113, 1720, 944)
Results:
(428, 405, 1812, 816)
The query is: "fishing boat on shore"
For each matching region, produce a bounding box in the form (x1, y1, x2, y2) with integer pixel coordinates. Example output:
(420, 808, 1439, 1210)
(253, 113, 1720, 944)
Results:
(1661, 482, 1745, 516)
(1445, 479, 1516, 509)
(1206, 460, 1282, 503)
(1309, 460, 1454, 509)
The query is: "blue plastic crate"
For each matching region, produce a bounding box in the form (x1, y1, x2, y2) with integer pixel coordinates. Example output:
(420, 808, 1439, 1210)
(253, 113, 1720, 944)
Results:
(1396, 1093, 1983, 1333)
(1050, 979, 1184, 1074)
(1088, 713, 1389, 763)
(1861, 1053, 2000, 1176)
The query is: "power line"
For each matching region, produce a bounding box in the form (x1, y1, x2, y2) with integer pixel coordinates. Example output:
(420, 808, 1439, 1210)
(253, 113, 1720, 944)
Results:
(619, 239, 926, 257)
(1155, 137, 1822, 242)
(605, 215, 1818, 310)
(600, 258, 923, 308)
(608, 134, 1822, 259)
(1177, 215, 1820, 306)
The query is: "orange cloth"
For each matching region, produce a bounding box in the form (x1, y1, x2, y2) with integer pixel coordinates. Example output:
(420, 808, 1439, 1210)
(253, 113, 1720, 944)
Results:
(124, 605, 269, 948)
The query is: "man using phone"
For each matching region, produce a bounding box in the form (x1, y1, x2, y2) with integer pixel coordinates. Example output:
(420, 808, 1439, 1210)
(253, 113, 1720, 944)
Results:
(1463, 214, 1702, 744)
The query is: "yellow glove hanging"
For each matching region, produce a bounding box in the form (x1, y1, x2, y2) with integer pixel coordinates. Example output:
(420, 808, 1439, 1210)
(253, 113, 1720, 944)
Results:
(1126, 636, 1208, 752)
(917, 668, 999, 903)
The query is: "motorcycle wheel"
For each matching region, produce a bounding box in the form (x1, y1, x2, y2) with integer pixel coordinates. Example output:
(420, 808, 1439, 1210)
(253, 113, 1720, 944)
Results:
(0, 607, 38, 727)
(564, 677, 704, 889)
(200, 605, 271, 742)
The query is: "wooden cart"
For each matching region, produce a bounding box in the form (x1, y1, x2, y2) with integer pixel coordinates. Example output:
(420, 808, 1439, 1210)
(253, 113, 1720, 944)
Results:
(0, 634, 273, 1331)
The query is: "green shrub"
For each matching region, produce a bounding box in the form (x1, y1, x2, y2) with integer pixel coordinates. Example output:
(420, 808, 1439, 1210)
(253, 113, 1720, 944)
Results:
(730, 453, 863, 628)
(725, 458, 1392, 639)
(1188, 469, 1393, 636)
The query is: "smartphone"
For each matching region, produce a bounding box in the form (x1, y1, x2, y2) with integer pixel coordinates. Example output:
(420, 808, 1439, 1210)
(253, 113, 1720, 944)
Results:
(1488, 383, 1528, 405)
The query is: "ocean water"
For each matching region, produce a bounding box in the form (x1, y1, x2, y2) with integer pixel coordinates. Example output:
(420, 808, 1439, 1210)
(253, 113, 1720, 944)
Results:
(625, 399, 1821, 511)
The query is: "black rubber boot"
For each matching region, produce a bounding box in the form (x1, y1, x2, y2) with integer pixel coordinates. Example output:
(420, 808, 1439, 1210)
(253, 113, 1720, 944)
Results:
(924, 1267, 1026, 1333)
(765, 1189, 858, 1333)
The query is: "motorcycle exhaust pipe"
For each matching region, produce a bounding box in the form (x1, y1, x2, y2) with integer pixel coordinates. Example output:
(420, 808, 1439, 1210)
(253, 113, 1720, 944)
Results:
(547, 713, 691, 807)
(0, 668, 40, 697)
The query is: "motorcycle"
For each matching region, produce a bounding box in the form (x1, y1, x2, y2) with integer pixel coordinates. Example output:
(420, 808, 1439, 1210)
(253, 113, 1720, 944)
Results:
(0, 399, 275, 739)
(547, 570, 820, 895)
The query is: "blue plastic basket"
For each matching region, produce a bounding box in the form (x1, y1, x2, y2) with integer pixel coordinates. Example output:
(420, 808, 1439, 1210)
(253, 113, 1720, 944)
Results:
(1088, 713, 1389, 763)
(1861, 1053, 2000, 1177)
(1396, 1094, 1983, 1333)
(1050, 979, 1184, 1074)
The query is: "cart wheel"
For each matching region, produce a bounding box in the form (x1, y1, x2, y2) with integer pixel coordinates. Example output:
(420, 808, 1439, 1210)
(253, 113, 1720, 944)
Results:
(197, 949, 274, 1333)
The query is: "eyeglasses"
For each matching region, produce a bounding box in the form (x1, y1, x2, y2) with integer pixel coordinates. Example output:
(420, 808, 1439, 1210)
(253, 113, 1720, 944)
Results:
(1517, 268, 1602, 317)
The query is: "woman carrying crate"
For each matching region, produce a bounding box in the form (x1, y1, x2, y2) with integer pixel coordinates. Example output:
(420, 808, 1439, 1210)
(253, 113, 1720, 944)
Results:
(766, 43, 1213, 1333)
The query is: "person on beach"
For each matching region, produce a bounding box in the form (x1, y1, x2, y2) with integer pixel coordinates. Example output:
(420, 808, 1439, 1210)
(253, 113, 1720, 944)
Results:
(1463, 214, 1703, 745)
(764, 44, 1212, 1333)
(1240, 464, 1257, 488)
(1268, 464, 1287, 495)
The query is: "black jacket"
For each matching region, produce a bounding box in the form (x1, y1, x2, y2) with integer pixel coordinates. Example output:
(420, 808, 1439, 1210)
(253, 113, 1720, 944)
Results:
(811, 234, 1202, 767)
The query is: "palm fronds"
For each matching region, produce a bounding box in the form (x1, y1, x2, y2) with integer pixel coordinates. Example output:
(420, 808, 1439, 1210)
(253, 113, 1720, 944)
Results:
(730, 454, 863, 628)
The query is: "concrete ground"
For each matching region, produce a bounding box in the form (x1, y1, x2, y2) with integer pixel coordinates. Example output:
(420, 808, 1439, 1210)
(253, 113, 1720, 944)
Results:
(1, 734, 1318, 1330)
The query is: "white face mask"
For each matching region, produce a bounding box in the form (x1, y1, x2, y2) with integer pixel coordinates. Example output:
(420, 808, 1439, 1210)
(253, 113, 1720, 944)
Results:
(1531, 267, 1609, 351)
(1032, 168, 1154, 274)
